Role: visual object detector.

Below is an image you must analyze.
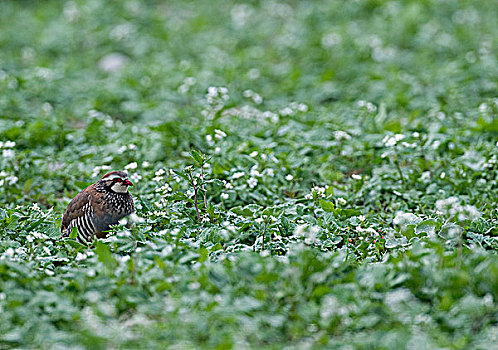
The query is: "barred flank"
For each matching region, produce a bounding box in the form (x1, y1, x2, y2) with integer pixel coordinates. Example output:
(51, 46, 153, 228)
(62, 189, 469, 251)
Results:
(66, 212, 95, 245)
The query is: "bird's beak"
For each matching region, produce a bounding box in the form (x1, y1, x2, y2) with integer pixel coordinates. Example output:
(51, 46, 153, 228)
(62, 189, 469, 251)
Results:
(124, 179, 134, 186)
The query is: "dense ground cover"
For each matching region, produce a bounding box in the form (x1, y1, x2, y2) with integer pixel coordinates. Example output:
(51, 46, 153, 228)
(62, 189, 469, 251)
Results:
(0, 0, 497, 348)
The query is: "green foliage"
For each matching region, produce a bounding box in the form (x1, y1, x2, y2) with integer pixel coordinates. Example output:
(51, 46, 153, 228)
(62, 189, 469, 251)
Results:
(0, 0, 497, 348)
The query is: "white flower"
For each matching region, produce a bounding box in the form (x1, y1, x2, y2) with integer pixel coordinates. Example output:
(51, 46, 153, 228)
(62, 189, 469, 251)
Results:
(2, 149, 14, 158)
(224, 182, 233, 190)
(337, 197, 346, 205)
(125, 162, 137, 170)
(5, 176, 18, 185)
(264, 168, 274, 177)
(5, 248, 14, 257)
(130, 173, 142, 183)
(250, 167, 261, 178)
(98, 53, 129, 73)
(155, 169, 166, 176)
(129, 213, 145, 223)
(247, 177, 258, 188)
(285, 174, 294, 181)
(214, 129, 227, 139)
(206, 134, 213, 142)
(76, 252, 87, 262)
(255, 217, 264, 225)
(334, 131, 351, 141)
(382, 134, 405, 147)
(221, 193, 229, 200)
(252, 94, 263, 105)
(401, 142, 417, 148)
(232, 171, 245, 179)
(243, 89, 253, 98)
(4, 141, 15, 148)
(279, 107, 293, 116)
(142, 161, 150, 168)
(351, 174, 362, 180)
(207, 86, 218, 97)
(249, 151, 258, 157)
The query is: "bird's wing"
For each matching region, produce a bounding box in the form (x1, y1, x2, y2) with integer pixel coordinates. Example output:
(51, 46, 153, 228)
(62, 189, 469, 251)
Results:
(61, 190, 92, 234)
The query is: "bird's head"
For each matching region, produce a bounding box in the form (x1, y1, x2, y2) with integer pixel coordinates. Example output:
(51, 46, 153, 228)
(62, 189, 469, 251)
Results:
(101, 171, 133, 193)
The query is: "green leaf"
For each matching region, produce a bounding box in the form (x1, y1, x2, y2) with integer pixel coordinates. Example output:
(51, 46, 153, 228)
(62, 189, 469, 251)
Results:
(23, 178, 34, 193)
(319, 199, 335, 212)
(94, 241, 117, 270)
(190, 149, 204, 166)
(69, 226, 78, 239)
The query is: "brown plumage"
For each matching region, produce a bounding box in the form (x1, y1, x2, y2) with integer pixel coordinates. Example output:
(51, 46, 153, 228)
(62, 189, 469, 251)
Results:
(61, 170, 134, 244)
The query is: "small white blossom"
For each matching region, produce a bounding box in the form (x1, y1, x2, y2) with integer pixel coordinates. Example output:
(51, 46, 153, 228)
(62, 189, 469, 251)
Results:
(130, 173, 142, 183)
(382, 134, 405, 147)
(225, 182, 233, 189)
(337, 197, 347, 205)
(351, 174, 362, 180)
(334, 131, 351, 141)
(264, 168, 274, 177)
(2, 149, 14, 158)
(232, 171, 245, 179)
(5, 176, 18, 185)
(250, 166, 261, 177)
(401, 142, 417, 148)
(214, 129, 227, 139)
(249, 151, 258, 157)
(221, 193, 229, 200)
(247, 177, 258, 188)
(279, 107, 294, 116)
(5, 248, 14, 257)
(76, 252, 87, 262)
(125, 162, 137, 170)
(285, 174, 294, 181)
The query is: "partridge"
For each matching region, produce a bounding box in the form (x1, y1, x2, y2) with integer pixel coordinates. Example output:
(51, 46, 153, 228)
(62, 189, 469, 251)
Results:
(61, 171, 135, 244)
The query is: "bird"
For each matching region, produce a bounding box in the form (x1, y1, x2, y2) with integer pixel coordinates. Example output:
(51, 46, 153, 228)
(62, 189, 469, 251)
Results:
(61, 170, 135, 245)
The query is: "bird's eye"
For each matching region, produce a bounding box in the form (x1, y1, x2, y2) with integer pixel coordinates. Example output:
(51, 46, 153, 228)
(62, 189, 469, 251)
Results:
(113, 178, 122, 183)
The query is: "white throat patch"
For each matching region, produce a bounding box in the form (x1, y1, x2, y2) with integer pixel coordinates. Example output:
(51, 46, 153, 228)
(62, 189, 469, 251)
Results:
(111, 182, 129, 193)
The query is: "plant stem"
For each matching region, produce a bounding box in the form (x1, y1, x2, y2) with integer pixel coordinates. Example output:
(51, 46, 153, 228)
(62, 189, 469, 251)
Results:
(189, 173, 201, 222)
(394, 153, 405, 184)
(261, 223, 267, 252)
(200, 164, 208, 210)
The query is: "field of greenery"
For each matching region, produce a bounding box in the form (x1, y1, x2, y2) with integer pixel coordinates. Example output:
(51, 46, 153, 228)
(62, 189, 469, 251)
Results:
(1, 0, 497, 348)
